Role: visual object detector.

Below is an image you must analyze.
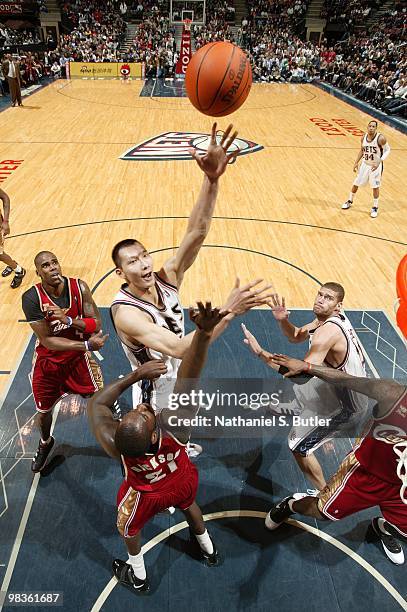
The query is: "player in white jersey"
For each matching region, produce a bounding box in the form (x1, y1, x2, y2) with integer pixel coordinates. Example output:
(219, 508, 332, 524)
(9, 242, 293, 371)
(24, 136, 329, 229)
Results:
(242, 282, 368, 491)
(110, 123, 273, 428)
(342, 120, 390, 218)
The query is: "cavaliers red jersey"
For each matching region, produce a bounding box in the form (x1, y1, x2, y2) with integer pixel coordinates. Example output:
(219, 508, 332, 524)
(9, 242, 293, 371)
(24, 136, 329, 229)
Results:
(34, 277, 88, 364)
(121, 430, 191, 493)
(354, 388, 407, 486)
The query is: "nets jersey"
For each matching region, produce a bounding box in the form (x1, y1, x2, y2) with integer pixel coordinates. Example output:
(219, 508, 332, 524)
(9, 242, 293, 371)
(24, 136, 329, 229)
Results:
(362, 132, 383, 167)
(111, 273, 184, 413)
(295, 313, 368, 417)
(33, 277, 88, 364)
(121, 430, 191, 493)
(355, 389, 407, 499)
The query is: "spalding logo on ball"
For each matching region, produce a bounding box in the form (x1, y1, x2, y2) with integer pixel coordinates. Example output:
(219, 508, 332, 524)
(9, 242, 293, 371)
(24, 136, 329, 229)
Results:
(185, 41, 252, 117)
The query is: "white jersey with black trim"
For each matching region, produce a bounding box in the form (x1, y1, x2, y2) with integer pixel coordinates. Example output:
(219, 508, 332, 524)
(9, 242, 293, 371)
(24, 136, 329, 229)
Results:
(294, 312, 368, 417)
(362, 132, 383, 167)
(110, 273, 184, 413)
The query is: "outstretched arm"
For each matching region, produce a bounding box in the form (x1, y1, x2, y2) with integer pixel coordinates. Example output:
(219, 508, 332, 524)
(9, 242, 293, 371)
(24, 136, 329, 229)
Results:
(162, 123, 239, 287)
(162, 303, 224, 440)
(87, 361, 168, 459)
(269, 294, 317, 343)
(270, 355, 405, 414)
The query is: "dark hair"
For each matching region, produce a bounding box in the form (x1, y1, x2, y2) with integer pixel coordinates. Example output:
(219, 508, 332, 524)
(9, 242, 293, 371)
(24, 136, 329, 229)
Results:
(111, 239, 142, 268)
(114, 415, 151, 457)
(368, 120, 378, 126)
(322, 282, 345, 302)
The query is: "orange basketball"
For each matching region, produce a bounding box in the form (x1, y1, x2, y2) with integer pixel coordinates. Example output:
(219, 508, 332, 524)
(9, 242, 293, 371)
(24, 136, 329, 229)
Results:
(185, 41, 252, 117)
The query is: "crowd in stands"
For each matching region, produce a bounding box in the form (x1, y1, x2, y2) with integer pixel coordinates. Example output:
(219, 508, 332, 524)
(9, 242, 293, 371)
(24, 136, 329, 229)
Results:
(58, 0, 126, 61)
(0, 27, 42, 49)
(1, 0, 405, 118)
(322, 31, 407, 116)
(321, 0, 380, 29)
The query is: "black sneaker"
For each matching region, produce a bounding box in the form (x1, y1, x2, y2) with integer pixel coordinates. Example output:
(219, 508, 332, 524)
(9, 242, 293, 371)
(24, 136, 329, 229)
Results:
(367, 517, 405, 565)
(1, 266, 13, 277)
(10, 268, 26, 288)
(265, 496, 295, 530)
(31, 437, 55, 473)
(189, 528, 219, 566)
(112, 559, 150, 594)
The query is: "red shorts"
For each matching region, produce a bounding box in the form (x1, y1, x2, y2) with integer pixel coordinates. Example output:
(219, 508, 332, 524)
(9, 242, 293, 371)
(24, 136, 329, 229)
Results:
(117, 464, 199, 537)
(31, 353, 103, 413)
(318, 451, 407, 537)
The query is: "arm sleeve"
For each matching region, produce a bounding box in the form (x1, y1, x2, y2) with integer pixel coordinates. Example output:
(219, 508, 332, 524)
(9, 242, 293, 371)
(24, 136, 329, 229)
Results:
(381, 143, 390, 161)
(21, 288, 45, 322)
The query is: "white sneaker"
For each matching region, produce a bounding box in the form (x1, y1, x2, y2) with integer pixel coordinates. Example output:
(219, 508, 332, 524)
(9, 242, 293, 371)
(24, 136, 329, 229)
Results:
(306, 488, 320, 497)
(370, 518, 404, 565)
(265, 403, 301, 417)
(370, 207, 378, 218)
(341, 200, 352, 209)
(187, 442, 203, 458)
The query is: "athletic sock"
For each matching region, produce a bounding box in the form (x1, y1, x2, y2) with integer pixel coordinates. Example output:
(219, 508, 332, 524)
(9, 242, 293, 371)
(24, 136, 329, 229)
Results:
(40, 437, 51, 445)
(14, 265, 22, 273)
(373, 198, 379, 209)
(195, 529, 214, 555)
(127, 552, 146, 580)
(349, 193, 354, 202)
(288, 498, 297, 512)
(377, 518, 390, 535)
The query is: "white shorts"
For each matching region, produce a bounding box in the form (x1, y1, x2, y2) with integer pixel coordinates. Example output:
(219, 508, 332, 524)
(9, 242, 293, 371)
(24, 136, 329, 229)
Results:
(288, 377, 369, 456)
(353, 161, 382, 188)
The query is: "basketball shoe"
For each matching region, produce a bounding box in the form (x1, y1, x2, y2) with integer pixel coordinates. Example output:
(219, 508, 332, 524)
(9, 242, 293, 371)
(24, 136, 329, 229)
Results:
(341, 200, 352, 210)
(10, 267, 26, 289)
(370, 207, 378, 218)
(1, 266, 13, 277)
(189, 528, 219, 566)
(112, 559, 150, 594)
(265, 496, 295, 530)
(367, 518, 405, 565)
(31, 436, 55, 473)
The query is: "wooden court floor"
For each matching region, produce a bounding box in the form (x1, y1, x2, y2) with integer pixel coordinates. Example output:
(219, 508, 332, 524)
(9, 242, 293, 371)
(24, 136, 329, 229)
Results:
(0, 79, 406, 396)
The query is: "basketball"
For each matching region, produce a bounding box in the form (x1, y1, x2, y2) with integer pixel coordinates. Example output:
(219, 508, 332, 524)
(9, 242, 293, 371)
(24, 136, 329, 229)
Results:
(185, 41, 252, 117)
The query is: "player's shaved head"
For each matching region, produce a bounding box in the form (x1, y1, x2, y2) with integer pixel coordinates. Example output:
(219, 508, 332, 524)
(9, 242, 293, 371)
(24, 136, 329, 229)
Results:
(34, 251, 56, 269)
(114, 410, 154, 457)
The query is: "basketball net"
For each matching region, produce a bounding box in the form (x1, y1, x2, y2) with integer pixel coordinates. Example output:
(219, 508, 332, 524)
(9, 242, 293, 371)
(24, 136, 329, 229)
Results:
(183, 18, 192, 31)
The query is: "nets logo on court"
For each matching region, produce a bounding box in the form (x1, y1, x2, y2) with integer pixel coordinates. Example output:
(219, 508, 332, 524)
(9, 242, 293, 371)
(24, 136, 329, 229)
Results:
(120, 132, 263, 161)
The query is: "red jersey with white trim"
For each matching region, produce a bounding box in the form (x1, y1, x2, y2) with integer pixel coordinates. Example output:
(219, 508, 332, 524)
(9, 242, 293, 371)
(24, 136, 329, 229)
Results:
(34, 277, 88, 363)
(121, 430, 192, 493)
(354, 389, 407, 487)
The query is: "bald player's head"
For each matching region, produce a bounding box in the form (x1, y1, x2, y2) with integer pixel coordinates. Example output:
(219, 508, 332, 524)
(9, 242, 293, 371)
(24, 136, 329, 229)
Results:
(34, 251, 63, 287)
(115, 404, 157, 457)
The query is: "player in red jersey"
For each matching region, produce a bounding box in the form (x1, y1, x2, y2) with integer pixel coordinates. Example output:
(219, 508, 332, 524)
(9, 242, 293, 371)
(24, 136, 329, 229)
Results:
(22, 251, 108, 473)
(87, 302, 223, 594)
(262, 356, 407, 565)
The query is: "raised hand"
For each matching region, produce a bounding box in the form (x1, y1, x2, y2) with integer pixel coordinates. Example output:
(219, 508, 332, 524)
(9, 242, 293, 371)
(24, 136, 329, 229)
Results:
(189, 123, 239, 181)
(224, 278, 275, 315)
(269, 294, 290, 321)
(189, 301, 225, 332)
(241, 323, 264, 356)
